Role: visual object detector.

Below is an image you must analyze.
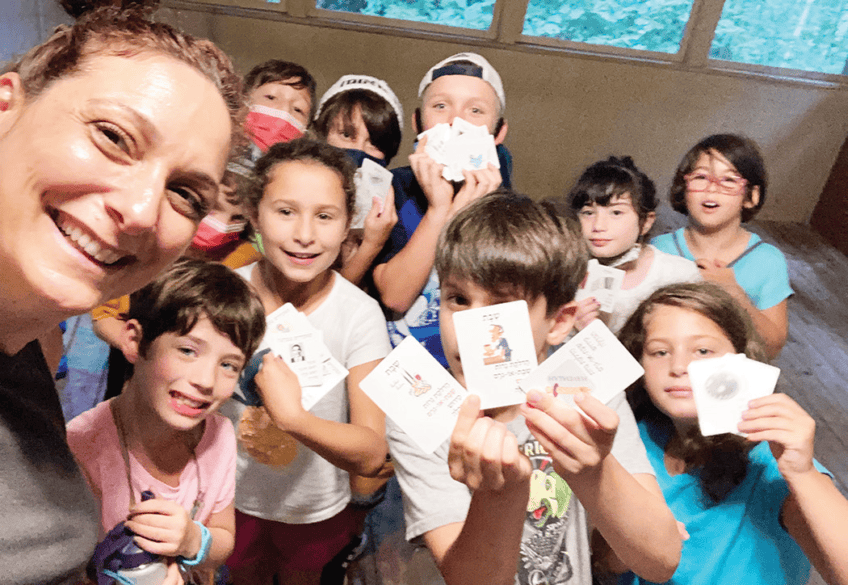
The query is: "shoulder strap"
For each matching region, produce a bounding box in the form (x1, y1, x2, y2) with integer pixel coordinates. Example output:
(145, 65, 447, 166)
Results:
(727, 240, 765, 269)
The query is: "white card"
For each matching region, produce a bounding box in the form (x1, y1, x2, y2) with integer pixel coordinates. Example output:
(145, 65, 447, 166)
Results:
(419, 123, 452, 164)
(688, 354, 779, 437)
(453, 301, 538, 410)
(351, 159, 392, 229)
(575, 260, 625, 313)
(359, 337, 470, 454)
(519, 320, 644, 405)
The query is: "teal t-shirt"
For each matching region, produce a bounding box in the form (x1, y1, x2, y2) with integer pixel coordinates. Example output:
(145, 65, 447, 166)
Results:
(627, 417, 828, 585)
(651, 228, 792, 310)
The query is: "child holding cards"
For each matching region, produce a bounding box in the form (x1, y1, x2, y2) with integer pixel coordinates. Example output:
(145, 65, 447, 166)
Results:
(617, 282, 843, 585)
(224, 138, 391, 585)
(386, 192, 681, 585)
(567, 156, 700, 334)
(373, 52, 508, 367)
(652, 135, 791, 358)
(313, 75, 401, 286)
(67, 259, 267, 583)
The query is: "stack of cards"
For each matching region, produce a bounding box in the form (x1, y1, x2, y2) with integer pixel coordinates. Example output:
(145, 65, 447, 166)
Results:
(360, 337, 469, 454)
(575, 259, 625, 314)
(351, 159, 393, 229)
(418, 117, 500, 183)
(453, 300, 538, 409)
(236, 303, 348, 411)
(688, 353, 779, 437)
(519, 320, 644, 406)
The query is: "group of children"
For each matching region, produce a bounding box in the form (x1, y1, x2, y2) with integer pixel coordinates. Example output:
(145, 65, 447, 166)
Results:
(60, 46, 848, 585)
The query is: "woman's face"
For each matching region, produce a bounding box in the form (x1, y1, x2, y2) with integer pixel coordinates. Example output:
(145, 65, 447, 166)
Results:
(0, 54, 232, 316)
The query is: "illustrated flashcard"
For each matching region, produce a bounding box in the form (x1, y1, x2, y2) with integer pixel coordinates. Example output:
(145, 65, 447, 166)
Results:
(418, 119, 499, 183)
(359, 337, 469, 454)
(453, 300, 538, 410)
(351, 158, 392, 229)
(688, 353, 779, 437)
(575, 260, 625, 314)
(519, 320, 644, 405)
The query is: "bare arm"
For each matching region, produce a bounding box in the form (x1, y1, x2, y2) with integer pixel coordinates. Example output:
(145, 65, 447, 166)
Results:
(254, 353, 387, 476)
(697, 260, 787, 358)
(423, 396, 531, 585)
(521, 391, 680, 582)
(741, 394, 848, 585)
(373, 140, 501, 313)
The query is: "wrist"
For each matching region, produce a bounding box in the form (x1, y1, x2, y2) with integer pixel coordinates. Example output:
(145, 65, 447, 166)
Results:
(178, 521, 211, 567)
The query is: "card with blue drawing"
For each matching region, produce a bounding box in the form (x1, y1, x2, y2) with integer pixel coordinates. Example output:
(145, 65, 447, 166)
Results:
(452, 300, 538, 410)
(688, 353, 779, 437)
(359, 337, 469, 454)
(575, 259, 625, 314)
(519, 320, 643, 405)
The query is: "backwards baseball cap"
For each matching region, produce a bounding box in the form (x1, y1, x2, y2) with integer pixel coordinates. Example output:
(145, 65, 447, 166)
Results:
(418, 52, 505, 111)
(314, 75, 404, 129)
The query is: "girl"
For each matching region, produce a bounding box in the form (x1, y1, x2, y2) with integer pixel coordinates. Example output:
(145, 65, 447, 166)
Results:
(567, 156, 700, 334)
(225, 138, 391, 585)
(652, 134, 791, 358)
(68, 260, 266, 584)
(617, 282, 843, 585)
(0, 7, 241, 582)
(312, 75, 401, 286)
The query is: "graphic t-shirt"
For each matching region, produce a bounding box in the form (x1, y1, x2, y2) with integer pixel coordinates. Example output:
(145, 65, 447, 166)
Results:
(389, 392, 653, 585)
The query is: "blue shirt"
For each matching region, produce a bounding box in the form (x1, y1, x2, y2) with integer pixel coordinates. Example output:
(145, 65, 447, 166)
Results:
(651, 228, 792, 311)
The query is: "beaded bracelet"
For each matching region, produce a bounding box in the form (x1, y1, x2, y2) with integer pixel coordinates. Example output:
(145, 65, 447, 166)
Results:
(178, 521, 212, 567)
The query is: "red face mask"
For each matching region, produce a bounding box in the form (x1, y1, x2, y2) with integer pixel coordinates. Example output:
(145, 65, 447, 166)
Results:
(245, 105, 305, 151)
(191, 215, 247, 252)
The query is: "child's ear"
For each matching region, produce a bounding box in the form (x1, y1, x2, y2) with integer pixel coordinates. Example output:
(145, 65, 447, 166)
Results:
(744, 186, 761, 209)
(546, 301, 577, 347)
(117, 319, 144, 365)
(640, 211, 656, 237)
(493, 118, 508, 145)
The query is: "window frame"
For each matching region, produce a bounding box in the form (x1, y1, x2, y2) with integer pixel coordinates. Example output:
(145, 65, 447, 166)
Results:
(163, 0, 848, 87)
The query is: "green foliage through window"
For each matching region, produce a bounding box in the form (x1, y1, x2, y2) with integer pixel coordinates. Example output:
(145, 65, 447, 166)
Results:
(521, 0, 695, 54)
(315, 0, 495, 30)
(711, 0, 848, 75)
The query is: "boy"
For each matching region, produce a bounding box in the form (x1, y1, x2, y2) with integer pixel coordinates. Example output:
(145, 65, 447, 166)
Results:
(68, 259, 266, 580)
(388, 192, 682, 585)
(372, 52, 509, 367)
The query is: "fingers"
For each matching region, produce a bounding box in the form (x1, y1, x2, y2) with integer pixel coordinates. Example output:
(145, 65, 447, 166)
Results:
(448, 396, 530, 492)
(574, 297, 600, 331)
(163, 562, 184, 585)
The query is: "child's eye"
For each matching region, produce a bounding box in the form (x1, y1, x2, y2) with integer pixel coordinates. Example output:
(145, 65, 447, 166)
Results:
(317, 212, 334, 221)
(222, 360, 242, 374)
(178, 346, 197, 358)
(647, 349, 668, 358)
(721, 176, 743, 187)
(277, 207, 293, 216)
(696, 347, 713, 356)
(611, 209, 625, 216)
(579, 208, 595, 217)
(264, 94, 275, 101)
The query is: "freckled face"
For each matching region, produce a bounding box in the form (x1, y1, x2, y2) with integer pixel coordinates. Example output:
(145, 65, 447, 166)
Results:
(0, 54, 232, 317)
(640, 305, 737, 422)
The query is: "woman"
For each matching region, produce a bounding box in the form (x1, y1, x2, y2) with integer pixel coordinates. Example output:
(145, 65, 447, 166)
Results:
(0, 7, 242, 583)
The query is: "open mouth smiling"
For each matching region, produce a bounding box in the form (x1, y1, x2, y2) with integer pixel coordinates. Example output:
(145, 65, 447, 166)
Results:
(50, 208, 130, 267)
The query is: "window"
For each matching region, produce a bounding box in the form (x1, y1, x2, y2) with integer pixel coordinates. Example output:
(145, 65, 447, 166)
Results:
(521, 0, 696, 54)
(315, 0, 495, 30)
(711, 0, 848, 75)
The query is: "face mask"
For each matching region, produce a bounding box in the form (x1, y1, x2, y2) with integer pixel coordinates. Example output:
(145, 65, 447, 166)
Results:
(191, 215, 247, 251)
(245, 104, 305, 151)
(344, 148, 387, 168)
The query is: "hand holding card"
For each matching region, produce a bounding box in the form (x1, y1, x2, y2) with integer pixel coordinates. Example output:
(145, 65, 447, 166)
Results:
(688, 353, 780, 437)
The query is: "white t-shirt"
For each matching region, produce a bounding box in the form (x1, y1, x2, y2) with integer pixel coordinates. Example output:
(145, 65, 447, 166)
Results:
(225, 266, 391, 524)
(606, 246, 702, 333)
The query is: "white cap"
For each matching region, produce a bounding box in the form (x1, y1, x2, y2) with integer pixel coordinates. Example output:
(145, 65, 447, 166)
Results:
(418, 52, 505, 111)
(314, 75, 403, 130)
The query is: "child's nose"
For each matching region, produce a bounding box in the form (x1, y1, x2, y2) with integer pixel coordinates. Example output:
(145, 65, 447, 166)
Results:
(670, 353, 690, 376)
(294, 216, 315, 244)
(191, 362, 217, 392)
(592, 213, 608, 231)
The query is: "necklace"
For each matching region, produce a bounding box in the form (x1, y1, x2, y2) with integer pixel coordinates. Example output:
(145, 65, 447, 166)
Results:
(109, 397, 205, 519)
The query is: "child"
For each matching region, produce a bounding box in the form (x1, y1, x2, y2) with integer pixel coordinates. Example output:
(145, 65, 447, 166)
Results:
(567, 156, 700, 333)
(652, 134, 791, 358)
(617, 282, 844, 584)
(224, 137, 392, 585)
(388, 191, 682, 585)
(67, 258, 266, 582)
(373, 52, 508, 367)
(312, 74, 402, 285)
